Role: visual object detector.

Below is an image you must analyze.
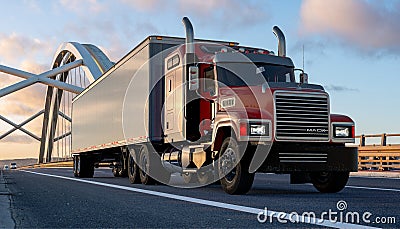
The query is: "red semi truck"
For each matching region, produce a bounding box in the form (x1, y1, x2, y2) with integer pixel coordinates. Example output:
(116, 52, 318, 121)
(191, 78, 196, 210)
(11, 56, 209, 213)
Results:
(72, 17, 358, 194)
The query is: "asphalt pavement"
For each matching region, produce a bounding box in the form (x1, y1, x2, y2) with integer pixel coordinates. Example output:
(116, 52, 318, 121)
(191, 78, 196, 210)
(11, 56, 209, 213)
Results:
(1, 168, 399, 228)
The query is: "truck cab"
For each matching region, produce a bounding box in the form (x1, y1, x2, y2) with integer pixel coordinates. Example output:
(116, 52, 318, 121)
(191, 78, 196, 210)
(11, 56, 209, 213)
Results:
(161, 18, 357, 194)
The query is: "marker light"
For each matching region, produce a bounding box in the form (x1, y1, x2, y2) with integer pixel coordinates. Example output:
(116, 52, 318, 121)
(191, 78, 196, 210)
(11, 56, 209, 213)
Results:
(240, 122, 247, 136)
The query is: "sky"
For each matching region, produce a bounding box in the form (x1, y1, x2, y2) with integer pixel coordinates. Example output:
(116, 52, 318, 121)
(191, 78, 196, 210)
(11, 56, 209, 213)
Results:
(0, 0, 399, 159)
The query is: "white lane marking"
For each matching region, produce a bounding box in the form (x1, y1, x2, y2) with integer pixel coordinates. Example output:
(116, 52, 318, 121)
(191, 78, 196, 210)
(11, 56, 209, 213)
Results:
(346, 185, 400, 192)
(20, 170, 376, 229)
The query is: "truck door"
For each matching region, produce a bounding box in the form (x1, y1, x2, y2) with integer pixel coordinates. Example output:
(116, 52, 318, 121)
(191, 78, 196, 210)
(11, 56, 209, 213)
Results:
(164, 65, 185, 143)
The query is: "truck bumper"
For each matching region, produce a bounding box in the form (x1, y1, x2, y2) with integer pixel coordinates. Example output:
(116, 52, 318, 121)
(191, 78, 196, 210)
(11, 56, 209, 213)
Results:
(256, 142, 358, 173)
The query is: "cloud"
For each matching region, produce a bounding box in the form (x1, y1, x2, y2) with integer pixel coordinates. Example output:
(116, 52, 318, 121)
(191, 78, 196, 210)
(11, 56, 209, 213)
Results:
(118, 0, 269, 30)
(1, 134, 36, 144)
(0, 33, 54, 65)
(59, 0, 107, 14)
(177, 0, 269, 28)
(23, 0, 42, 13)
(20, 60, 48, 74)
(0, 31, 55, 95)
(0, 36, 51, 105)
(324, 85, 359, 92)
(299, 0, 400, 54)
(62, 19, 127, 61)
(291, 39, 329, 56)
(61, 11, 160, 62)
(0, 84, 46, 116)
(119, 0, 162, 11)
(0, 51, 48, 117)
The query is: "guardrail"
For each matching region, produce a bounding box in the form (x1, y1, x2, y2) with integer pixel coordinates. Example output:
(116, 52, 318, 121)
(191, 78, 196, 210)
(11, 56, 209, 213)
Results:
(357, 134, 400, 171)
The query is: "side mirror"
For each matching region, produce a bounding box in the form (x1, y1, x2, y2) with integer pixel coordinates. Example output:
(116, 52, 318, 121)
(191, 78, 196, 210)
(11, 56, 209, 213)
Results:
(300, 72, 309, 84)
(188, 66, 199, 91)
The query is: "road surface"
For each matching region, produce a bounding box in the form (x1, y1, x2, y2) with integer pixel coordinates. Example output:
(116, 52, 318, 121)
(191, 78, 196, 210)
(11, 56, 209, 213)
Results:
(1, 168, 399, 228)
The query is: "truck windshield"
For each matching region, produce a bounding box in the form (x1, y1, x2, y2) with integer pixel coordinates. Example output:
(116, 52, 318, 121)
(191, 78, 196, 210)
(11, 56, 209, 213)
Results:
(217, 63, 294, 87)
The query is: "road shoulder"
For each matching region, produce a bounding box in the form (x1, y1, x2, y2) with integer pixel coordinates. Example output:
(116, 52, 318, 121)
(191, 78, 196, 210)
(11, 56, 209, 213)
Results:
(0, 170, 15, 228)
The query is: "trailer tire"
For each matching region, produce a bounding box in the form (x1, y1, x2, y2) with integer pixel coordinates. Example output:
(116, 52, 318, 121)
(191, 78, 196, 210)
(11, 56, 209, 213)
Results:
(119, 153, 129, 177)
(138, 146, 156, 185)
(219, 137, 254, 195)
(73, 156, 79, 177)
(74, 155, 94, 178)
(128, 152, 140, 184)
(310, 171, 349, 193)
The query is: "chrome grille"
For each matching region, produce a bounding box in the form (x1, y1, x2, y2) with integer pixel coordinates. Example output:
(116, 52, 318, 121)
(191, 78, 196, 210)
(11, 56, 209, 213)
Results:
(275, 92, 329, 141)
(279, 152, 328, 163)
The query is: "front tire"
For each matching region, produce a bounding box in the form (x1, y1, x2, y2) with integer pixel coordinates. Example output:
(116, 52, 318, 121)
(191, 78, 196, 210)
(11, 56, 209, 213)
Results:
(310, 171, 349, 193)
(219, 137, 254, 195)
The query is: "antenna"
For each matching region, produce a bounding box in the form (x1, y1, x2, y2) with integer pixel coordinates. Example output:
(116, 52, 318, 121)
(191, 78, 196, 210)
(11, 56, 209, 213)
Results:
(302, 44, 305, 71)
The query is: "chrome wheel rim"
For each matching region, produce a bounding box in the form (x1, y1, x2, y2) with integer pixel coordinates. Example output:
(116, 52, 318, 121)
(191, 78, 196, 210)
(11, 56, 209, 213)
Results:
(220, 147, 237, 183)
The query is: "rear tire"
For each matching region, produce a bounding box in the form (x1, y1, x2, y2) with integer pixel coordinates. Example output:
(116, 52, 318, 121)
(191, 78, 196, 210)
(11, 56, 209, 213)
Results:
(138, 146, 156, 185)
(128, 151, 140, 184)
(219, 137, 254, 195)
(310, 171, 349, 193)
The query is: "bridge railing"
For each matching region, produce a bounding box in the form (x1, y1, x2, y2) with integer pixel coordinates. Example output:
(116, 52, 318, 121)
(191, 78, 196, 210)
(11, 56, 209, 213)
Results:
(356, 134, 400, 171)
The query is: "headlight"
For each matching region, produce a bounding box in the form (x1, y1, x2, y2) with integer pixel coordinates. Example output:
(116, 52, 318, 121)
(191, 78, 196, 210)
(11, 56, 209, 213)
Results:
(250, 124, 266, 135)
(334, 126, 350, 138)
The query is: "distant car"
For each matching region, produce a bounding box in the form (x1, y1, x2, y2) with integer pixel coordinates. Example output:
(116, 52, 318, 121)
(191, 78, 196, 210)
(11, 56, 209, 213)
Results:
(10, 163, 17, 169)
(3, 165, 9, 170)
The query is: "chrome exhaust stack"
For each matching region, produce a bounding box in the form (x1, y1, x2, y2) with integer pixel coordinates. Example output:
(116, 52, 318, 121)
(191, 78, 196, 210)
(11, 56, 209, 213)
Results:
(182, 17, 195, 57)
(182, 17, 199, 90)
(272, 26, 286, 57)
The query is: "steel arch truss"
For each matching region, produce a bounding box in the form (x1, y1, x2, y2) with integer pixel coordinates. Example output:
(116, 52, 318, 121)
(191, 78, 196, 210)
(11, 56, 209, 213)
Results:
(0, 42, 113, 163)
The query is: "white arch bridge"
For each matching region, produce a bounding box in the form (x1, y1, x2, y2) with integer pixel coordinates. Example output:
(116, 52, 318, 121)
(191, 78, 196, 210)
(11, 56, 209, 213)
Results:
(0, 42, 114, 163)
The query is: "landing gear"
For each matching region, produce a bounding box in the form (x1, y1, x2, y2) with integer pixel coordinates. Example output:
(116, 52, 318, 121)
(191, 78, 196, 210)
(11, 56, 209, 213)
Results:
(310, 171, 349, 193)
(218, 137, 254, 195)
(73, 155, 94, 178)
